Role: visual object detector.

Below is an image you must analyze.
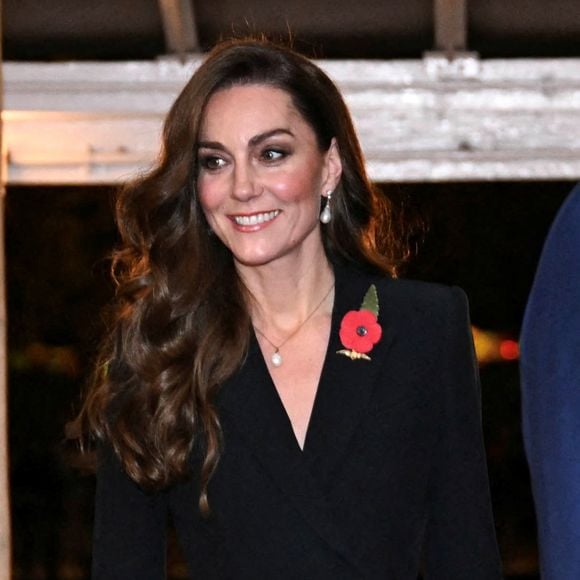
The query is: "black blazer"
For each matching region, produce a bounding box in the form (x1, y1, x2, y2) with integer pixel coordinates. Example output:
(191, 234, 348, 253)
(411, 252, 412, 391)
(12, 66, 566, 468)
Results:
(92, 265, 502, 579)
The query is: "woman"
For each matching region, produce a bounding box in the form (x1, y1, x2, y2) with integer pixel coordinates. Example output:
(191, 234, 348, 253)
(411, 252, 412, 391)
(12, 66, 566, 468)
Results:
(77, 38, 502, 578)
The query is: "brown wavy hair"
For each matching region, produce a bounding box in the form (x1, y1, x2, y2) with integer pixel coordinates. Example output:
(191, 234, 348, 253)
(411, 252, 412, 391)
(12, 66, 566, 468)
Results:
(74, 37, 410, 514)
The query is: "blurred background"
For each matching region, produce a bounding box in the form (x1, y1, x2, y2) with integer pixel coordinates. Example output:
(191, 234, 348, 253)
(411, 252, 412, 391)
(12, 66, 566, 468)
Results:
(4, 1, 580, 578)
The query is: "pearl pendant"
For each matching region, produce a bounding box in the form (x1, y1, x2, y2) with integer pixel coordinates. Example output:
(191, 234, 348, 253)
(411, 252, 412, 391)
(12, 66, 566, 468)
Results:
(320, 204, 331, 224)
(271, 350, 283, 367)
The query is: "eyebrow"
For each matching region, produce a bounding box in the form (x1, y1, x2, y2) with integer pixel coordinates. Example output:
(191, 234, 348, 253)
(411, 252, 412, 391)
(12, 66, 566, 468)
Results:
(197, 128, 295, 151)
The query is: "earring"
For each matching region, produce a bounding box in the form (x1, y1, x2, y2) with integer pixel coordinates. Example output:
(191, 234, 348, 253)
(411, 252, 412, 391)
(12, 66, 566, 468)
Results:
(320, 191, 333, 224)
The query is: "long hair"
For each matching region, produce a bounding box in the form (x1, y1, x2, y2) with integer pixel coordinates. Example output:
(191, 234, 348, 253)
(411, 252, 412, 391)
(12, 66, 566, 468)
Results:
(74, 37, 409, 514)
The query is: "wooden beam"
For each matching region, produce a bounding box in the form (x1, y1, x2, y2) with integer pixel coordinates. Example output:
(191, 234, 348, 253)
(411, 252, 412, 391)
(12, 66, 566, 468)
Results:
(157, 0, 200, 58)
(4, 58, 580, 183)
(434, 0, 467, 56)
(0, 1, 11, 575)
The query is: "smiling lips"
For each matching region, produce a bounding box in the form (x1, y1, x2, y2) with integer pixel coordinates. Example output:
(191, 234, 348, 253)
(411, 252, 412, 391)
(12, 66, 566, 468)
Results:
(231, 210, 280, 227)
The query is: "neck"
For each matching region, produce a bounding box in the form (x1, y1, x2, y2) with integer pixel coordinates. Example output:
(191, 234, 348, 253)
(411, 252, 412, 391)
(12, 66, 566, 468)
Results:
(237, 250, 335, 333)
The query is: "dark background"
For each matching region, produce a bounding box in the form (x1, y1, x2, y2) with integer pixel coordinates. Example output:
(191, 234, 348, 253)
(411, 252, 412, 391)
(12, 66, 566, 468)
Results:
(6, 180, 575, 578)
(4, 0, 580, 61)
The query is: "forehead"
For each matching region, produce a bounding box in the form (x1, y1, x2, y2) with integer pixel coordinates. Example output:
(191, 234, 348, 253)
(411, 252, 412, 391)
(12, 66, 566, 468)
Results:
(199, 84, 310, 139)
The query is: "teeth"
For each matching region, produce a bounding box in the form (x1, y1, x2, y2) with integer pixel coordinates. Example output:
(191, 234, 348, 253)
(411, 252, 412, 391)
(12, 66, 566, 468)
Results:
(234, 210, 280, 226)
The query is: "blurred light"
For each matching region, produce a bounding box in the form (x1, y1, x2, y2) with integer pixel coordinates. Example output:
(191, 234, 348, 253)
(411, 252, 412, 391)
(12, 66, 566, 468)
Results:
(10, 342, 81, 378)
(471, 326, 519, 365)
(499, 339, 520, 361)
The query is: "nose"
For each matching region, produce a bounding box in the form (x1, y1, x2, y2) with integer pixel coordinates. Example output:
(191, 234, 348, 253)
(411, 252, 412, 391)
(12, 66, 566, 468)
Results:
(232, 162, 261, 201)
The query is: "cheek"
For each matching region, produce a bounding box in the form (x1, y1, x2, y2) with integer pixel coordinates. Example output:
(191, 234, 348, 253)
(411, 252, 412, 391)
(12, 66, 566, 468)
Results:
(197, 179, 223, 217)
(267, 168, 322, 203)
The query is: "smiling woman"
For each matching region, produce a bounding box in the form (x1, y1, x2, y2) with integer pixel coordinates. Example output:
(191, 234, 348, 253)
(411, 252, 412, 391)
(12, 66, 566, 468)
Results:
(197, 84, 341, 269)
(72, 37, 502, 579)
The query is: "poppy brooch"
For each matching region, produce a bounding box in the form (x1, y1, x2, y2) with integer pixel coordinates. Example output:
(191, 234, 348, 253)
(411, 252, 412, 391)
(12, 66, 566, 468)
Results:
(337, 284, 382, 361)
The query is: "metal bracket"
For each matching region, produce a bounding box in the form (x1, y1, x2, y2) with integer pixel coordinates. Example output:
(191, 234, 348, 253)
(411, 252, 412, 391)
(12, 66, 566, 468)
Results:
(423, 51, 480, 80)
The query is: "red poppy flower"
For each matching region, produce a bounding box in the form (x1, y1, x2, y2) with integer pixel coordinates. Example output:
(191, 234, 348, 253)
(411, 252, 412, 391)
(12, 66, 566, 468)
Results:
(339, 309, 382, 354)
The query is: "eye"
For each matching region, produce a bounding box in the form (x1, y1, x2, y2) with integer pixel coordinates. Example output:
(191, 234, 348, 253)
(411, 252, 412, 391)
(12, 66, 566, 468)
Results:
(260, 148, 287, 163)
(199, 155, 227, 171)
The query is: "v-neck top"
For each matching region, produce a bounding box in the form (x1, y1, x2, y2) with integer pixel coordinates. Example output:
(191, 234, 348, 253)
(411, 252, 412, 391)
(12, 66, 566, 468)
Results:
(250, 278, 337, 455)
(92, 264, 502, 579)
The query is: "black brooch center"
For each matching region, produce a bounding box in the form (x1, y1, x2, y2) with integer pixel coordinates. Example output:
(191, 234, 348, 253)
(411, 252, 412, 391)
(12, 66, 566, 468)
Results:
(356, 326, 368, 336)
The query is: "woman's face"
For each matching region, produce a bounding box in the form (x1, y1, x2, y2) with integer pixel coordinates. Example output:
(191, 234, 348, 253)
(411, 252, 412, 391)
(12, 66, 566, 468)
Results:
(196, 84, 341, 269)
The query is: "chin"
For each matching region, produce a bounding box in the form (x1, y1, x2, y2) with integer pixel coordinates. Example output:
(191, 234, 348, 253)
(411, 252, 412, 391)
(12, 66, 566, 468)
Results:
(224, 239, 283, 266)
(232, 253, 278, 268)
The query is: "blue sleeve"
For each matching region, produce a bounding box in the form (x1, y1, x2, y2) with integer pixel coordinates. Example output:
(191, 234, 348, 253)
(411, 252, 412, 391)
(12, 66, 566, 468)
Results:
(520, 183, 580, 580)
(92, 445, 168, 579)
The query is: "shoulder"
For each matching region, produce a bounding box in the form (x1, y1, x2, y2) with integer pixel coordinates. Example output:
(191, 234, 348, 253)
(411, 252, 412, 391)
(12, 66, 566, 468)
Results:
(336, 264, 470, 334)
(380, 277, 466, 308)
(522, 184, 580, 333)
(369, 274, 469, 326)
(537, 183, 580, 266)
(335, 267, 469, 324)
(521, 184, 580, 366)
(551, 183, 580, 234)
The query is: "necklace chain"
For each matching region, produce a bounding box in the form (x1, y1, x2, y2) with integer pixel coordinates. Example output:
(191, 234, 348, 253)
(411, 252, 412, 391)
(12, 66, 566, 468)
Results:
(253, 282, 335, 367)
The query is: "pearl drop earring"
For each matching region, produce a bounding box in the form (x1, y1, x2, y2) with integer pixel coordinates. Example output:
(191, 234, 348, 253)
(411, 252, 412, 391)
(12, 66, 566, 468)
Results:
(320, 191, 333, 224)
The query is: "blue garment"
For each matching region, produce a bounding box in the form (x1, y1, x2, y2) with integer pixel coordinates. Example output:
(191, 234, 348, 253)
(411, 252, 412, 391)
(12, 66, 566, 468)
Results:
(521, 183, 580, 580)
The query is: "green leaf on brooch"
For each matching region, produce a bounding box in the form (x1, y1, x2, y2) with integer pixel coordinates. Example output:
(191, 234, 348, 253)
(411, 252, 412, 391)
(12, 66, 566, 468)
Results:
(360, 284, 379, 317)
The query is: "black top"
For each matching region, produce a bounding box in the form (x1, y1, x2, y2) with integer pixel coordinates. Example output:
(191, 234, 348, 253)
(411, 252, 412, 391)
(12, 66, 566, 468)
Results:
(92, 265, 502, 579)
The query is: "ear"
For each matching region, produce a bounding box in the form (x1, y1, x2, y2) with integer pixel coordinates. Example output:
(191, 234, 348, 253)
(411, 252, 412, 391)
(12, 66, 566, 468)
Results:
(322, 138, 342, 194)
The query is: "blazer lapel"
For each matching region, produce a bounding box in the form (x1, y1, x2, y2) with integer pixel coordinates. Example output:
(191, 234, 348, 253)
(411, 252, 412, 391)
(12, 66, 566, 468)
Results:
(216, 264, 396, 572)
(217, 337, 361, 572)
(303, 265, 397, 486)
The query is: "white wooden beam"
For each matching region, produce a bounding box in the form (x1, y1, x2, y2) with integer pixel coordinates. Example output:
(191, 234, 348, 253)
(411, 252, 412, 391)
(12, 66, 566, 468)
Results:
(4, 57, 580, 184)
